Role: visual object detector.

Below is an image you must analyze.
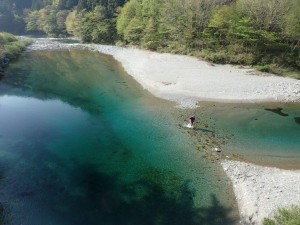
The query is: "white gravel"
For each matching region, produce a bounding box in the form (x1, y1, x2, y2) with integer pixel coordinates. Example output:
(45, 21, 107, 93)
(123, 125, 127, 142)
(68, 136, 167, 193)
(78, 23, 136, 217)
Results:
(221, 160, 300, 225)
(91, 45, 300, 108)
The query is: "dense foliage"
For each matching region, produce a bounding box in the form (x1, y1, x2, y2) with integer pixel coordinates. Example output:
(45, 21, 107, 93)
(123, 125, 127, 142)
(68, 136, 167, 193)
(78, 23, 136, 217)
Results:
(0, 32, 31, 68)
(263, 205, 300, 225)
(116, 0, 300, 77)
(0, 0, 125, 40)
(0, 0, 299, 76)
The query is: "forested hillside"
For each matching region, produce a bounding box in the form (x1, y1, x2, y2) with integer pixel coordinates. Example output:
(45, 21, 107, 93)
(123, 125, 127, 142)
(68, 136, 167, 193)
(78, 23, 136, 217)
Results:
(0, 0, 299, 76)
(116, 0, 300, 76)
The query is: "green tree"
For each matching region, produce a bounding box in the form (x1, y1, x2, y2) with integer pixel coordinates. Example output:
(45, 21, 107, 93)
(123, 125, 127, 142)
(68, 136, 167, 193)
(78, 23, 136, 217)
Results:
(142, 18, 159, 49)
(65, 10, 80, 36)
(25, 10, 40, 32)
(36, 6, 59, 36)
(158, 0, 225, 51)
(116, 0, 141, 39)
(282, 0, 300, 51)
(123, 17, 144, 44)
(71, 0, 126, 42)
(236, 0, 291, 32)
(87, 5, 116, 43)
(56, 10, 69, 36)
(140, 0, 162, 49)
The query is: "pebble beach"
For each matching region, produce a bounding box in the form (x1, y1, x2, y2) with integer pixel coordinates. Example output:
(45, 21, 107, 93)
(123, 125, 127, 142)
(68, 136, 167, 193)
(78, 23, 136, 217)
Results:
(221, 160, 300, 224)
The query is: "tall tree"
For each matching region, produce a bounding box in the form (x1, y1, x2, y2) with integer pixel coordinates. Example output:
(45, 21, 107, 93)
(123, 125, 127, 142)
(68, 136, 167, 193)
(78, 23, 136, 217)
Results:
(116, 0, 142, 42)
(236, 0, 291, 32)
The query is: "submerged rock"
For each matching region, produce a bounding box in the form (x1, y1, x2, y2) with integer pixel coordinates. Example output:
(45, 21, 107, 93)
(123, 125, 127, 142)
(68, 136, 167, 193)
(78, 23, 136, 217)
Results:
(295, 117, 300, 125)
(264, 107, 289, 116)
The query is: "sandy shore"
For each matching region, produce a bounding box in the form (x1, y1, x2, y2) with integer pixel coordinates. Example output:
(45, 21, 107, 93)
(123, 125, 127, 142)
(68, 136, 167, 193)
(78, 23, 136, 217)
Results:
(27, 38, 300, 225)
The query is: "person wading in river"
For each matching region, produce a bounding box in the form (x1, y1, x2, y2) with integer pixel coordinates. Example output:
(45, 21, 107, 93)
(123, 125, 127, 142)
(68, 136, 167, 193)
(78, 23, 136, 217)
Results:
(188, 115, 195, 127)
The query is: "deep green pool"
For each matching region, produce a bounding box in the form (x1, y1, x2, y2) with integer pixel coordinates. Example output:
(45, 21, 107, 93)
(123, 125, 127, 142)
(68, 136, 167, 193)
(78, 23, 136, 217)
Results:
(0, 50, 237, 225)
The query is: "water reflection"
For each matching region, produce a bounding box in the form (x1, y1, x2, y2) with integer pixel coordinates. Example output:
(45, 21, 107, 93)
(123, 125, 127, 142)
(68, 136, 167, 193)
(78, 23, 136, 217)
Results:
(3, 50, 141, 115)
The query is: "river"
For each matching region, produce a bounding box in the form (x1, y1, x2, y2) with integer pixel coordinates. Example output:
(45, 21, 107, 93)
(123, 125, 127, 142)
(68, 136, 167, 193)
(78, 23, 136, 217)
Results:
(1, 41, 299, 224)
(0, 49, 238, 225)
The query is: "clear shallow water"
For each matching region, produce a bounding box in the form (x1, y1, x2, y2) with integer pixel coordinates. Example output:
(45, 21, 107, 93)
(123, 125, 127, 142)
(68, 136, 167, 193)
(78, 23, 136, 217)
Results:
(197, 103, 300, 168)
(0, 50, 237, 225)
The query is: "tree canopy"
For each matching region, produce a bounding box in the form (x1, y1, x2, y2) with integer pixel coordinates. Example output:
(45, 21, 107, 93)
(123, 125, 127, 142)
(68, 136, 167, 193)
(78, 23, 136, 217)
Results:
(0, 0, 299, 75)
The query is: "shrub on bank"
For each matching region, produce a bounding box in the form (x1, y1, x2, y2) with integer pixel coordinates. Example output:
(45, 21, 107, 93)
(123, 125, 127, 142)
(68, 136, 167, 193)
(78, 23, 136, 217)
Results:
(0, 32, 31, 68)
(263, 205, 300, 225)
(256, 65, 272, 73)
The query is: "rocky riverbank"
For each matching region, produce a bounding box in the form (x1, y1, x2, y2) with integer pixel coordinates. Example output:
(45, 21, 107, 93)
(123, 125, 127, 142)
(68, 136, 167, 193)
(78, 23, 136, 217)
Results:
(221, 160, 300, 225)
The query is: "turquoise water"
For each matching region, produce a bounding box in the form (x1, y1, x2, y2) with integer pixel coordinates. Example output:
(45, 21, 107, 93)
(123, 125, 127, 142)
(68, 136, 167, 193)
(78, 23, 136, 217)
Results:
(197, 103, 300, 168)
(0, 50, 237, 225)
